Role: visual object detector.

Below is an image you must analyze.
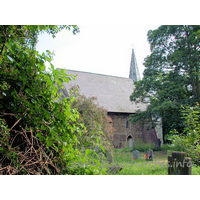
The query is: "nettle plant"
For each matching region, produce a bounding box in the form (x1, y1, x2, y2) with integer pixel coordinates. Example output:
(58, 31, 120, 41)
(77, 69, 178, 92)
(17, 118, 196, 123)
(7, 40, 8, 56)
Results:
(0, 25, 108, 175)
(168, 103, 200, 165)
(69, 85, 114, 157)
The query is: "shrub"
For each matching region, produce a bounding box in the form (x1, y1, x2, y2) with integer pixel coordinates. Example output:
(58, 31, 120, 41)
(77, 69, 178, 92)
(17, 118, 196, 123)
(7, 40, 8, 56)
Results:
(168, 103, 200, 165)
(69, 85, 114, 158)
(0, 25, 108, 174)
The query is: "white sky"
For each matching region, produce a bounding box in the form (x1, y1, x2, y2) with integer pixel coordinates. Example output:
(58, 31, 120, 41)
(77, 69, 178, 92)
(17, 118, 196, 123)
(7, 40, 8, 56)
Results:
(36, 24, 160, 79)
(34, 1, 198, 80)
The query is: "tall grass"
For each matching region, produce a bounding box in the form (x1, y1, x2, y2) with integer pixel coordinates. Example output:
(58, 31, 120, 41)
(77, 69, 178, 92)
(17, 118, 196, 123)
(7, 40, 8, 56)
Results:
(132, 142, 156, 151)
(109, 161, 168, 175)
(107, 149, 200, 175)
(115, 142, 163, 153)
(109, 149, 168, 175)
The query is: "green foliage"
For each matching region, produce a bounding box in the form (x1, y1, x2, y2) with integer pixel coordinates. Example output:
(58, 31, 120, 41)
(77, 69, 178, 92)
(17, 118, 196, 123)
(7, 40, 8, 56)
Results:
(130, 25, 200, 139)
(108, 150, 168, 175)
(113, 162, 168, 175)
(0, 25, 107, 174)
(132, 142, 157, 152)
(69, 85, 114, 158)
(115, 142, 157, 153)
(110, 150, 200, 175)
(167, 103, 200, 165)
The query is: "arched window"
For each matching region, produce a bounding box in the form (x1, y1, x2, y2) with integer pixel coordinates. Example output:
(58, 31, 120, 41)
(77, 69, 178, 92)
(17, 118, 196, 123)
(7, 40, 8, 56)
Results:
(126, 120, 129, 129)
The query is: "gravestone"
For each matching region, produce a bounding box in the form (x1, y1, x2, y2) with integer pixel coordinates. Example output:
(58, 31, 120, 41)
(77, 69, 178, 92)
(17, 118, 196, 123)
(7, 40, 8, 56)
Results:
(133, 150, 139, 160)
(145, 149, 149, 160)
(168, 151, 192, 175)
(155, 139, 161, 150)
(145, 149, 153, 161)
(149, 149, 153, 161)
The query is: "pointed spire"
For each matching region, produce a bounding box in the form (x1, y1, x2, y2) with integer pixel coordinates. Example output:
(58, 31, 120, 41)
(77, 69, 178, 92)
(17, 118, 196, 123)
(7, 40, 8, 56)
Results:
(129, 49, 141, 82)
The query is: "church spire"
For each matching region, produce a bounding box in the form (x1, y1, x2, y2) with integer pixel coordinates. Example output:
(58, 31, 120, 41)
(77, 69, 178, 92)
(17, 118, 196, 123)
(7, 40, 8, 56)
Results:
(129, 48, 141, 82)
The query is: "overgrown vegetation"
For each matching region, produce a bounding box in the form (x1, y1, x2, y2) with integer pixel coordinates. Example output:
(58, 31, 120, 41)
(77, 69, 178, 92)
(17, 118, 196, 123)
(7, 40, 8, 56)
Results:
(0, 25, 108, 174)
(108, 149, 200, 175)
(114, 143, 157, 153)
(69, 85, 114, 159)
(167, 103, 200, 165)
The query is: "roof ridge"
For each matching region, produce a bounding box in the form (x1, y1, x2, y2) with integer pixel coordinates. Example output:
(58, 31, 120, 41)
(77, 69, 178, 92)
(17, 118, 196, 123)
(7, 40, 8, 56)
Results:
(57, 68, 133, 80)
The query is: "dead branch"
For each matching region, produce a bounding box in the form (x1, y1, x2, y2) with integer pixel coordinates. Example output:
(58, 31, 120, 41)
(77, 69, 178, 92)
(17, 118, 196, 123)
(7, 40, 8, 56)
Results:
(0, 115, 60, 175)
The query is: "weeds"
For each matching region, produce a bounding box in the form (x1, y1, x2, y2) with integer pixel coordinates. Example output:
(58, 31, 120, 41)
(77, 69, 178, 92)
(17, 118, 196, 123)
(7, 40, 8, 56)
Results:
(108, 149, 200, 175)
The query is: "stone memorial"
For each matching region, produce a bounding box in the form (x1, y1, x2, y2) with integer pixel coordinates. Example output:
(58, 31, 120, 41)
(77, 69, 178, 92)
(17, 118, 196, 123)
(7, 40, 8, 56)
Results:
(145, 149, 153, 161)
(149, 149, 153, 161)
(155, 139, 161, 150)
(145, 149, 149, 160)
(168, 151, 192, 175)
(133, 150, 139, 160)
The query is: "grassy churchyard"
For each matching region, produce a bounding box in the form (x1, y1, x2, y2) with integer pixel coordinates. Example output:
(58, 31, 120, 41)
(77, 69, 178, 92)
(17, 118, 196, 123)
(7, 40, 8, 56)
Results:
(107, 147, 200, 175)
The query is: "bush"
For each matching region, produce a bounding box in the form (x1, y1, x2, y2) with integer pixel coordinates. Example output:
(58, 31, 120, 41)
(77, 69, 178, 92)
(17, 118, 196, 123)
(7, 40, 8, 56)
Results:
(0, 25, 108, 174)
(168, 103, 200, 165)
(69, 85, 114, 158)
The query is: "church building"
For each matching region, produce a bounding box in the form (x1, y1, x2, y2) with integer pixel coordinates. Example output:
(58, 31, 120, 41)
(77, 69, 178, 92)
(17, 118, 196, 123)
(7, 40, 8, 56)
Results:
(59, 49, 163, 148)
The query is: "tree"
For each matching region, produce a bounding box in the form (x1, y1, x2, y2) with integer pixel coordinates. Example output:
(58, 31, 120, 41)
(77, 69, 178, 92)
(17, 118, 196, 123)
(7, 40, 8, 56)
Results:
(130, 25, 200, 141)
(0, 25, 108, 174)
(168, 103, 200, 165)
(69, 85, 114, 156)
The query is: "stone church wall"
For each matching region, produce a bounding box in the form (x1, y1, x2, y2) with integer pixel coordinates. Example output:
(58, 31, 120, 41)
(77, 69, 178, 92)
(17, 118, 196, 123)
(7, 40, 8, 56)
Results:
(108, 112, 157, 148)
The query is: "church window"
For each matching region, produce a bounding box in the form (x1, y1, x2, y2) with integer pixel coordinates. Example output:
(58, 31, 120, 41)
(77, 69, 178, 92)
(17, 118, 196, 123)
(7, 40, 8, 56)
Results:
(126, 120, 129, 129)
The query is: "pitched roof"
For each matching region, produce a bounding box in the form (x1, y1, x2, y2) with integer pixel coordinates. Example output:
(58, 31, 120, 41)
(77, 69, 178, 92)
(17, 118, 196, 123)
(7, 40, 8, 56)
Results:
(60, 69, 147, 113)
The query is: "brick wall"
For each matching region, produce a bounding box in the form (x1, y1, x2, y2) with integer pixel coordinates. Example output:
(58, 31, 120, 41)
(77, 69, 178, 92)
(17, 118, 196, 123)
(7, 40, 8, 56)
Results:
(108, 112, 157, 148)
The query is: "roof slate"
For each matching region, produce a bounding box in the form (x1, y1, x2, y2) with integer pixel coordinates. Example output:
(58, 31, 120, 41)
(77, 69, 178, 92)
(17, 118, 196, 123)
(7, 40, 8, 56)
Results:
(60, 69, 147, 113)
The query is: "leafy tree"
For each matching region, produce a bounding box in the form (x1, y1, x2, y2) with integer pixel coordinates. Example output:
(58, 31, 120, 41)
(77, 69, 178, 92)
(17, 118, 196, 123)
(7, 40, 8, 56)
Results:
(168, 103, 200, 165)
(69, 85, 114, 159)
(130, 25, 200, 141)
(0, 25, 108, 174)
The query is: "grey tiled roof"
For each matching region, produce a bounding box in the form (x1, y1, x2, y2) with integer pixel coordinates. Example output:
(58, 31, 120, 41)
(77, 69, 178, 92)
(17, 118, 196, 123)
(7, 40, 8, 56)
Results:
(60, 69, 147, 113)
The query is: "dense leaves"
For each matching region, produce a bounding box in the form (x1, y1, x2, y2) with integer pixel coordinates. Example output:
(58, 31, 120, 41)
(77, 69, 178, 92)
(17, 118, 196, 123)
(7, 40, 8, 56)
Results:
(70, 85, 114, 156)
(0, 25, 108, 174)
(168, 103, 200, 165)
(130, 25, 200, 140)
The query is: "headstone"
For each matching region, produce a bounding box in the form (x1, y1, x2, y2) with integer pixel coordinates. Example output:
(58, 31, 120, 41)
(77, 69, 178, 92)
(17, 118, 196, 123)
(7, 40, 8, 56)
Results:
(145, 149, 153, 161)
(145, 149, 149, 160)
(133, 150, 139, 160)
(149, 149, 153, 161)
(168, 151, 192, 175)
(155, 139, 161, 150)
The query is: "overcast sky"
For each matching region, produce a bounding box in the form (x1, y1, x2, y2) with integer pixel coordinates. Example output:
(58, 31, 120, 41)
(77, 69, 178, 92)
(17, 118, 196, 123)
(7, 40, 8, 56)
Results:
(36, 24, 160, 78)
(34, 0, 198, 81)
(3, 0, 199, 194)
